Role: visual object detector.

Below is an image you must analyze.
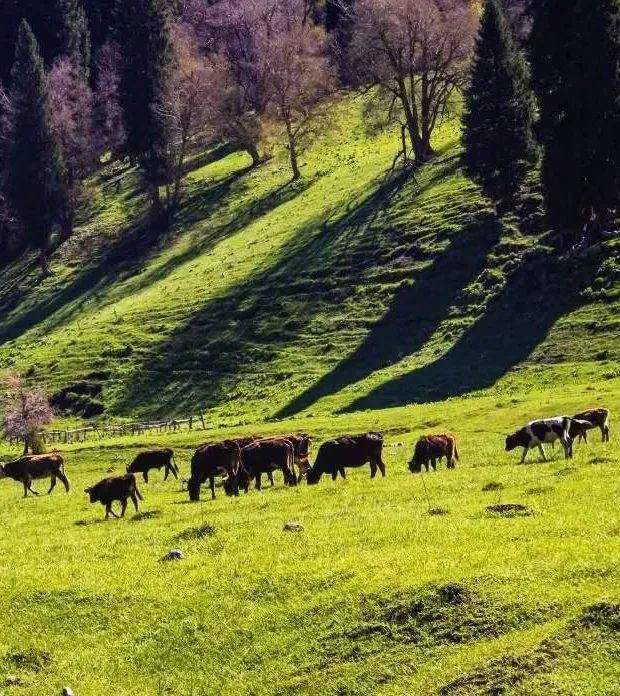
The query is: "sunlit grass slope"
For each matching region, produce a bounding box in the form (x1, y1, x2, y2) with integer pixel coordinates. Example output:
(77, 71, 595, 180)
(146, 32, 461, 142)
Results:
(0, 93, 617, 425)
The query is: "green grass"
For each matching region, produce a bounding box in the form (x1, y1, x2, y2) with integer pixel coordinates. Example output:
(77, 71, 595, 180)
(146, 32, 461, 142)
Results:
(0, 386, 619, 695)
(0, 92, 618, 694)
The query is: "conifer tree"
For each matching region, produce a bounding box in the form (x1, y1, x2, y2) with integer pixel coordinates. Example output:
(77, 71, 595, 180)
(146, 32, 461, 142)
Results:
(530, 0, 620, 233)
(462, 0, 536, 200)
(8, 21, 68, 269)
(115, 0, 172, 212)
(57, 0, 91, 81)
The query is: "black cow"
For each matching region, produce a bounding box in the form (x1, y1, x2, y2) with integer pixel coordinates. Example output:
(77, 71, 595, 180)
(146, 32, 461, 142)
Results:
(126, 448, 178, 483)
(226, 439, 297, 495)
(306, 432, 386, 485)
(187, 440, 241, 501)
(85, 473, 143, 519)
(505, 417, 572, 463)
(0, 453, 70, 497)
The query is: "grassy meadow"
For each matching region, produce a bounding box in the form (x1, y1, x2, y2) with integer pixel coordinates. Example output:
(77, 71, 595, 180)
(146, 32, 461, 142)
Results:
(0, 93, 619, 694)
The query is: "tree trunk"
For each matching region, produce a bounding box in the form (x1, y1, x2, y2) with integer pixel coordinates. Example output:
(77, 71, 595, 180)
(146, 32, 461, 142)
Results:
(285, 119, 300, 181)
(246, 144, 262, 167)
(397, 78, 424, 164)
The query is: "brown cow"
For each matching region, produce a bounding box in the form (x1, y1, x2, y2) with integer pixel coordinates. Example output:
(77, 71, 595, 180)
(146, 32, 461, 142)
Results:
(126, 448, 178, 483)
(226, 439, 297, 495)
(306, 432, 385, 485)
(85, 473, 143, 519)
(187, 440, 241, 501)
(409, 434, 459, 473)
(573, 408, 611, 442)
(0, 453, 70, 497)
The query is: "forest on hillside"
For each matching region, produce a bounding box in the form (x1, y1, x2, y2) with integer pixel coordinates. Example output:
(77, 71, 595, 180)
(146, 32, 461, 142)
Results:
(0, 0, 619, 275)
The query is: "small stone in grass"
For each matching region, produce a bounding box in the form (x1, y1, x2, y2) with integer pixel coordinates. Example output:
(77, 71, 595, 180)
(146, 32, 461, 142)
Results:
(164, 549, 184, 561)
(283, 521, 304, 532)
(61, 688, 75, 696)
(6, 674, 23, 686)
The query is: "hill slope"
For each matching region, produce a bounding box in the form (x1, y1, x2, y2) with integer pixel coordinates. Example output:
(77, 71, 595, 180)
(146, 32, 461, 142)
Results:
(0, 95, 618, 425)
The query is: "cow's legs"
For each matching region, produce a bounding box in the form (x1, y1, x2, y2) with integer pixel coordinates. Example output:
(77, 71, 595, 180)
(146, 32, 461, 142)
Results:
(255, 474, 262, 491)
(338, 466, 346, 479)
(106, 502, 119, 519)
(166, 463, 178, 480)
(48, 476, 57, 494)
(130, 492, 140, 512)
(209, 476, 216, 500)
(603, 424, 610, 442)
(561, 438, 572, 460)
(369, 461, 377, 478)
(57, 470, 70, 492)
(431, 458, 437, 472)
(268, 471, 275, 487)
(120, 498, 128, 517)
(163, 466, 169, 480)
(537, 444, 547, 462)
(376, 457, 386, 477)
(520, 447, 530, 464)
(22, 480, 29, 498)
(143, 471, 149, 484)
(27, 478, 39, 496)
(331, 469, 338, 481)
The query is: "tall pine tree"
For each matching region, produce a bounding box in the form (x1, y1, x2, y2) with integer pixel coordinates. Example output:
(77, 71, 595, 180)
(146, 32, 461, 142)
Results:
(462, 0, 536, 201)
(530, 0, 620, 234)
(8, 21, 68, 269)
(57, 0, 91, 81)
(115, 0, 172, 213)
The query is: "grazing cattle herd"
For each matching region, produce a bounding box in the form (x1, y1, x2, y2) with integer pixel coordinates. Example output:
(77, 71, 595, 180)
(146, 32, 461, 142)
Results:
(0, 407, 612, 519)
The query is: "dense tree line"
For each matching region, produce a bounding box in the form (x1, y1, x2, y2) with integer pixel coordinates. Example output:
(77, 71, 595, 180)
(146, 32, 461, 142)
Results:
(0, 0, 619, 267)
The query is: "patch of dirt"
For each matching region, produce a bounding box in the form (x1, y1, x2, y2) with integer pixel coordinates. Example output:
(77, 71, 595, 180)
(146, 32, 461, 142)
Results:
(176, 523, 216, 541)
(555, 467, 577, 477)
(580, 602, 620, 631)
(482, 481, 504, 492)
(332, 583, 556, 652)
(486, 503, 533, 517)
(131, 509, 162, 522)
(428, 507, 450, 516)
(7, 648, 52, 672)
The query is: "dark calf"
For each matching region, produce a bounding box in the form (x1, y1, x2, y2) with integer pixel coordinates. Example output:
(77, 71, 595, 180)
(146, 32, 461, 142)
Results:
(227, 439, 297, 495)
(126, 448, 178, 483)
(409, 433, 459, 473)
(85, 473, 143, 519)
(0, 454, 70, 498)
(187, 441, 241, 501)
(573, 408, 611, 442)
(306, 432, 385, 485)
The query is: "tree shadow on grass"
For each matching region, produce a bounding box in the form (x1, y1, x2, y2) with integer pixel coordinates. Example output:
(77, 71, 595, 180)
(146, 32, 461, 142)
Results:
(115, 165, 493, 418)
(341, 248, 600, 412)
(0, 167, 308, 347)
(277, 212, 502, 417)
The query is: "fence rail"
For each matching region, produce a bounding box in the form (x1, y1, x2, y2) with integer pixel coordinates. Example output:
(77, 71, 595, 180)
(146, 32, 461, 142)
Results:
(5, 414, 207, 447)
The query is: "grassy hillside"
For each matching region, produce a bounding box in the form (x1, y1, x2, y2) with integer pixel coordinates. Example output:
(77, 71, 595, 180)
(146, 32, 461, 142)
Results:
(0, 92, 619, 695)
(0, 94, 617, 425)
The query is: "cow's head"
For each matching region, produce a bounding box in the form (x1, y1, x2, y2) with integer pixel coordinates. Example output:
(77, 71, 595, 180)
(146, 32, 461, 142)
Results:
(187, 478, 201, 502)
(408, 456, 422, 474)
(84, 486, 96, 503)
(505, 433, 519, 452)
(306, 466, 322, 485)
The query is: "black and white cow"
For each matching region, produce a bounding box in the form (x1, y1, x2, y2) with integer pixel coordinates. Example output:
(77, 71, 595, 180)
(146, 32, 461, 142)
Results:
(505, 417, 573, 463)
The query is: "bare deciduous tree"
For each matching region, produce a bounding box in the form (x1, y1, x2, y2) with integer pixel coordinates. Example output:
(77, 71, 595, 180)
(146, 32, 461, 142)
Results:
(48, 57, 97, 185)
(1, 372, 54, 454)
(350, 0, 476, 164)
(259, 12, 334, 180)
(93, 41, 126, 160)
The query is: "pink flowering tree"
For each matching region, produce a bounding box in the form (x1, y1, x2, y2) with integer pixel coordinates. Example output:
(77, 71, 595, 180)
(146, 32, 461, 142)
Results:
(1, 372, 54, 454)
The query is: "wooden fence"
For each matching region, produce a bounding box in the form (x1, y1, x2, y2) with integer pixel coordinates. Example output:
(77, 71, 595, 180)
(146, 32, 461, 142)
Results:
(5, 414, 207, 447)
